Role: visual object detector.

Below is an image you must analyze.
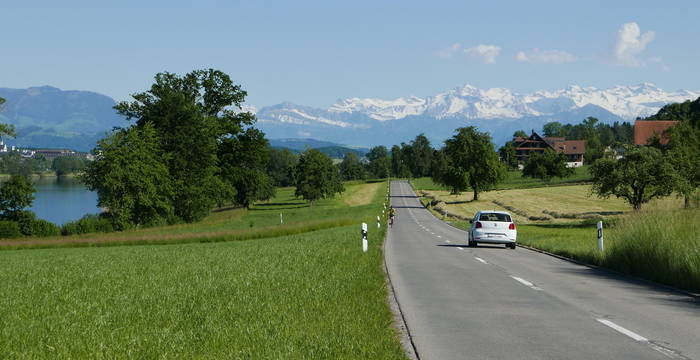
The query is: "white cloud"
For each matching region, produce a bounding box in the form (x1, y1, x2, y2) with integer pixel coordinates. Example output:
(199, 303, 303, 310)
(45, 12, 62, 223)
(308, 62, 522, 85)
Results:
(437, 43, 462, 59)
(464, 44, 501, 64)
(612, 22, 655, 67)
(515, 48, 577, 64)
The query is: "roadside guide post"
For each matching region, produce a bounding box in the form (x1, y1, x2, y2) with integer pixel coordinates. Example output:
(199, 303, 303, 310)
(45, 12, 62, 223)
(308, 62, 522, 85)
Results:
(377, 216, 381, 229)
(597, 221, 604, 252)
(280, 213, 283, 225)
(361, 222, 368, 253)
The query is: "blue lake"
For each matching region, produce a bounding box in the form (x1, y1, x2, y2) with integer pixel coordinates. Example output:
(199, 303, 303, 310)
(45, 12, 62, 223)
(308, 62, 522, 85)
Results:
(29, 177, 100, 225)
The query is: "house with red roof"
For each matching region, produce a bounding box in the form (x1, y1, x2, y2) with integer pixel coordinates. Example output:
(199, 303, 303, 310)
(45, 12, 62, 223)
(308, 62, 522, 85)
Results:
(512, 132, 586, 167)
(633, 120, 679, 145)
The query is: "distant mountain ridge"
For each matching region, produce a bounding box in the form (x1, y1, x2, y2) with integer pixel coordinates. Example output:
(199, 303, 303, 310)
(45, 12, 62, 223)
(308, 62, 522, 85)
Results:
(1, 83, 698, 151)
(0, 86, 125, 151)
(254, 83, 700, 146)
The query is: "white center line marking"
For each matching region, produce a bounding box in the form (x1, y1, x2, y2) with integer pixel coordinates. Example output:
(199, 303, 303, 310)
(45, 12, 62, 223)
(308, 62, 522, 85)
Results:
(475, 257, 488, 264)
(596, 319, 647, 342)
(510, 276, 543, 291)
(457, 247, 465, 250)
(445, 239, 450, 243)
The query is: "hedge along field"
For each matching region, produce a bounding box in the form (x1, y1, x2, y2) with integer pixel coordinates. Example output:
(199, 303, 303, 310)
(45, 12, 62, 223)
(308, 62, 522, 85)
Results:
(0, 181, 387, 250)
(0, 184, 406, 358)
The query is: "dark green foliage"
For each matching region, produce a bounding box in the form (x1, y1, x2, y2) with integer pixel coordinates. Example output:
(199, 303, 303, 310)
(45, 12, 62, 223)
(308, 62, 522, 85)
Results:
(0, 220, 21, 238)
(0, 152, 51, 176)
(436, 127, 506, 200)
(542, 122, 564, 137)
(0, 175, 35, 220)
(220, 128, 275, 208)
(645, 96, 700, 127)
(113, 69, 257, 223)
(390, 145, 411, 178)
(513, 130, 528, 138)
(61, 214, 115, 235)
(19, 215, 61, 237)
(267, 148, 298, 186)
(666, 123, 700, 207)
(81, 124, 173, 229)
(522, 149, 575, 181)
(498, 141, 518, 169)
(590, 145, 677, 210)
(540, 118, 634, 149)
(366, 146, 390, 178)
(314, 146, 366, 159)
(339, 152, 365, 180)
(406, 134, 433, 177)
(0, 96, 16, 139)
(294, 149, 344, 203)
(52, 156, 87, 176)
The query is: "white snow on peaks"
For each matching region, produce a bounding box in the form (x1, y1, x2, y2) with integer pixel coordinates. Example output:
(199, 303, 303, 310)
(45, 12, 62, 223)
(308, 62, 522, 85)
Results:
(255, 83, 700, 129)
(329, 96, 426, 121)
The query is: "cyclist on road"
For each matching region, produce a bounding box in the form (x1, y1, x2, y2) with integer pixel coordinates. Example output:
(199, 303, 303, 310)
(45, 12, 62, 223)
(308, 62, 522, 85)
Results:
(389, 206, 396, 227)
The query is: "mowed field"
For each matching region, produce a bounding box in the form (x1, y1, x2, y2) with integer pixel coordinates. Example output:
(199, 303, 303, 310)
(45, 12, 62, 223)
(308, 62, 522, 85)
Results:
(0, 181, 407, 359)
(421, 184, 683, 224)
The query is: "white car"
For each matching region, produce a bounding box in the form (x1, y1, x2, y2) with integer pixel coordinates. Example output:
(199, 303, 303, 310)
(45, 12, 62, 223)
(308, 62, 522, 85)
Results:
(468, 211, 517, 249)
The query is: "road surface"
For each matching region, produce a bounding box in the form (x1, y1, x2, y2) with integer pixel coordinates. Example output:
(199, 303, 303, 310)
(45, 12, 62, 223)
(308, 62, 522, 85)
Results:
(385, 181, 699, 360)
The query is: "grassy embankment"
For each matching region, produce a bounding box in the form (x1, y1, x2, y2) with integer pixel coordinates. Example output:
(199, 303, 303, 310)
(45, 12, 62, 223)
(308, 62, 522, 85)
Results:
(0, 181, 386, 250)
(0, 180, 407, 358)
(411, 174, 700, 293)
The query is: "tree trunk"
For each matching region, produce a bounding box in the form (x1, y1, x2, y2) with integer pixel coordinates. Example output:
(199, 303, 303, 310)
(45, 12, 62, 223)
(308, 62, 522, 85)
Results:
(685, 196, 690, 209)
(472, 188, 479, 201)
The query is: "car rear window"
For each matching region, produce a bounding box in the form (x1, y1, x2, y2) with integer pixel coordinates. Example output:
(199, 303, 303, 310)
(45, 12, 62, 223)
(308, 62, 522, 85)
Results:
(479, 213, 512, 222)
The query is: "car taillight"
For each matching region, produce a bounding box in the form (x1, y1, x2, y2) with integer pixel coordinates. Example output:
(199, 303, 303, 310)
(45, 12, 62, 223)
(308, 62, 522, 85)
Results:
(475, 221, 482, 229)
(509, 223, 516, 230)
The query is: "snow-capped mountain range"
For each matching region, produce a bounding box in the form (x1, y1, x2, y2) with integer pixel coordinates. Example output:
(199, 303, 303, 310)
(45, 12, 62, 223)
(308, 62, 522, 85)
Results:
(253, 83, 700, 147)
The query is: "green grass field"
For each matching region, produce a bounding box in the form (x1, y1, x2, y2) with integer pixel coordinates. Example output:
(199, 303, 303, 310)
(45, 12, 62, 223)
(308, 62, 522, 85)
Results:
(410, 165, 592, 191)
(0, 181, 407, 358)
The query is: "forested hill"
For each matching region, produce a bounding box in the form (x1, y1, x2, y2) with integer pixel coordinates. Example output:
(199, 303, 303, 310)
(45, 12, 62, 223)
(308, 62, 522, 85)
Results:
(0, 86, 125, 151)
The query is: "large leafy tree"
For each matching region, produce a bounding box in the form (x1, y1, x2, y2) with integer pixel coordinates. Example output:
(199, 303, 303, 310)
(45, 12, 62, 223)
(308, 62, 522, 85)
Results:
(81, 124, 173, 229)
(542, 122, 565, 138)
(438, 127, 506, 200)
(522, 149, 574, 181)
(391, 145, 411, 178)
(589, 145, 677, 210)
(114, 69, 256, 222)
(366, 146, 390, 178)
(267, 148, 298, 186)
(294, 149, 344, 204)
(667, 123, 700, 208)
(406, 134, 433, 177)
(0, 175, 35, 220)
(219, 128, 274, 208)
(338, 152, 365, 180)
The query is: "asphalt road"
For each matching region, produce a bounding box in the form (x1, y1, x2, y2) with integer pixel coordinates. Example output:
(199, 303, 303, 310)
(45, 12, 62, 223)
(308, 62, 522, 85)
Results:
(385, 180, 700, 360)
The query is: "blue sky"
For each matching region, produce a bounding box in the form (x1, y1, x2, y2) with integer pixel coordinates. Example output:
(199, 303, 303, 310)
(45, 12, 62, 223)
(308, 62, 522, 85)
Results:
(2, 0, 698, 108)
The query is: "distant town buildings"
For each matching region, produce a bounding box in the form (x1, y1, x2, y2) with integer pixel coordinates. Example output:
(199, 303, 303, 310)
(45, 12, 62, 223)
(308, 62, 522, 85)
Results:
(512, 132, 586, 167)
(0, 140, 93, 160)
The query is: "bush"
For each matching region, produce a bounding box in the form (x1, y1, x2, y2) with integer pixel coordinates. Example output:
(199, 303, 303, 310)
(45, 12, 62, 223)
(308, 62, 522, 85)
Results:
(27, 219, 61, 237)
(61, 214, 115, 236)
(0, 221, 22, 238)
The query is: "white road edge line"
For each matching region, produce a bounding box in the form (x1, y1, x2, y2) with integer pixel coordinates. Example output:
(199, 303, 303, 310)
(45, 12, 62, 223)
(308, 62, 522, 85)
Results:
(457, 247, 465, 250)
(596, 319, 647, 342)
(475, 257, 488, 264)
(510, 276, 543, 291)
